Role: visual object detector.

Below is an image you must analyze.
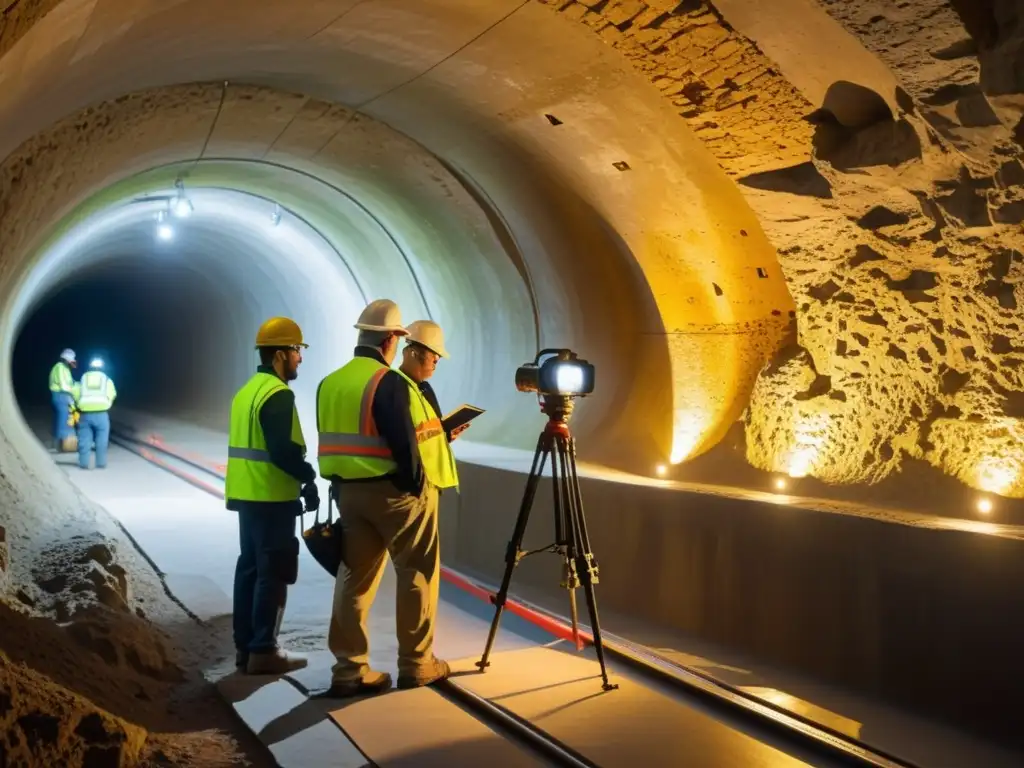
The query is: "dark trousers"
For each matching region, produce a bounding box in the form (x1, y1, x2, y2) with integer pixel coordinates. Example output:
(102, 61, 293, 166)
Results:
(233, 506, 298, 654)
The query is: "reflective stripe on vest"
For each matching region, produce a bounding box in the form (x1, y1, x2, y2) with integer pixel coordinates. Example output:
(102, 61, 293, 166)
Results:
(77, 371, 113, 412)
(316, 358, 458, 488)
(225, 372, 306, 503)
(318, 367, 391, 460)
(394, 369, 459, 491)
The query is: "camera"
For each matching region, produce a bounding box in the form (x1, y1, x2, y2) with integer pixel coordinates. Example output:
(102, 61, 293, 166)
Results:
(515, 349, 595, 397)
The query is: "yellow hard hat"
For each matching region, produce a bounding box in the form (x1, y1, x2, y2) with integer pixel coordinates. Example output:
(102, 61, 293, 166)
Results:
(405, 320, 449, 359)
(255, 317, 308, 349)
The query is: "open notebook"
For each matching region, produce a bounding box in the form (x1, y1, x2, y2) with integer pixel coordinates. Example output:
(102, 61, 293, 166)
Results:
(442, 404, 485, 433)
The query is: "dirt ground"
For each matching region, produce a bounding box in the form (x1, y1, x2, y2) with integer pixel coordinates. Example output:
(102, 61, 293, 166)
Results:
(0, 574, 273, 767)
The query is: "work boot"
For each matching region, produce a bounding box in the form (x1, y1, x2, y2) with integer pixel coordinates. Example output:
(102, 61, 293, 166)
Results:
(235, 651, 248, 672)
(246, 649, 308, 675)
(397, 657, 450, 690)
(315, 670, 392, 699)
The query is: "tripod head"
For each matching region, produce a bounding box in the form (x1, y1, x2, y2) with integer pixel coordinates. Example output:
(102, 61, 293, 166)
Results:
(540, 394, 575, 427)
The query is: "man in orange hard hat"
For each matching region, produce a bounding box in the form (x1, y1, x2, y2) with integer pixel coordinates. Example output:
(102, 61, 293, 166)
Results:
(315, 300, 458, 698)
(225, 316, 320, 675)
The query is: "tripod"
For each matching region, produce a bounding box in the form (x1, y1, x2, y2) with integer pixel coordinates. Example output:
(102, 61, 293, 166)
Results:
(476, 395, 619, 692)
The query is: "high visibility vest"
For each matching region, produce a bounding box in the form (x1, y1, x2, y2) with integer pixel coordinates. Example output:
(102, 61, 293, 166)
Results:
(316, 358, 459, 489)
(49, 362, 74, 393)
(225, 372, 306, 503)
(75, 371, 116, 412)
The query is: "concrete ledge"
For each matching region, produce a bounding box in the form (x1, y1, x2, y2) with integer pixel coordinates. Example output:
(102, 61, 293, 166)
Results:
(443, 462, 1024, 747)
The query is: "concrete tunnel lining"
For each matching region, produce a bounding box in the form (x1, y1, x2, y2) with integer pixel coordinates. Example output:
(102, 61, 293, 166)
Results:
(0, 0, 794, 478)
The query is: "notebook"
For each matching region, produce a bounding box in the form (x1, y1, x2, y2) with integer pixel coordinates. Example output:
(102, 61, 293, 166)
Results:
(442, 404, 485, 433)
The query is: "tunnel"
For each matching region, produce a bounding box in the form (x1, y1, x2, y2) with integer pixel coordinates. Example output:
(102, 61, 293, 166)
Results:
(3, 1, 1024, 766)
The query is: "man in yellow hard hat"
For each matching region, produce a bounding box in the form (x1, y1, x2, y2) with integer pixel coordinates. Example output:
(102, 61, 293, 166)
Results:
(400, 320, 469, 443)
(315, 300, 459, 698)
(225, 316, 320, 676)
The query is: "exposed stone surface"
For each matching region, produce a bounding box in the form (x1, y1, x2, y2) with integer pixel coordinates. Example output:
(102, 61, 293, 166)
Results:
(545, 0, 1024, 496)
(538, 0, 814, 176)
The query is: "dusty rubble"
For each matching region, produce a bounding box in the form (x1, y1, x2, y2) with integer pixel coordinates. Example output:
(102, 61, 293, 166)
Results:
(0, 512, 264, 768)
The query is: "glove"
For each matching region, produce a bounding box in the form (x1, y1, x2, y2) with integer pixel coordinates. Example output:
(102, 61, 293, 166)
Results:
(301, 482, 320, 513)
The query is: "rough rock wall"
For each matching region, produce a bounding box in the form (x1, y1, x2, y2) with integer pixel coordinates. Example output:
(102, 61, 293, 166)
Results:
(541, 0, 1024, 497)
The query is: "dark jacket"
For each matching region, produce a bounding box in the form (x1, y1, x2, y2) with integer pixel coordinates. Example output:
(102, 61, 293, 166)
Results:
(226, 366, 315, 514)
(322, 348, 423, 495)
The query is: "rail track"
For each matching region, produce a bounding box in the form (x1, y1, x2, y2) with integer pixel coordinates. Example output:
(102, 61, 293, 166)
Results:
(108, 424, 918, 768)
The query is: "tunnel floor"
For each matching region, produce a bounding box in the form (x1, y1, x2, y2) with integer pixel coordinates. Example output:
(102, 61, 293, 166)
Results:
(23, 408, 1023, 768)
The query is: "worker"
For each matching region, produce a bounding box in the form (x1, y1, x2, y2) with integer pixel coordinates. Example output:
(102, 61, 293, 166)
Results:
(315, 300, 459, 698)
(48, 348, 77, 451)
(399, 320, 469, 444)
(72, 358, 117, 469)
(225, 317, 320, 676)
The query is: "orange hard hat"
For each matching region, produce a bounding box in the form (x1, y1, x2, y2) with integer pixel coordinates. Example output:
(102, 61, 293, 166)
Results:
(255, 317, 308, 349)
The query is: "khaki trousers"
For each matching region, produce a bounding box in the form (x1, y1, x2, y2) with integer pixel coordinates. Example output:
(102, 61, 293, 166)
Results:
(328, 479, 440, 683)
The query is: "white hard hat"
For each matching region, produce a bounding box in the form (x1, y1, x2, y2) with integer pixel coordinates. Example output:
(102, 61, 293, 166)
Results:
(354, 299, 409, 335)
(89, 358, 104, 369)
(405, 320, 449, 359)
(60, 348, 76, 363)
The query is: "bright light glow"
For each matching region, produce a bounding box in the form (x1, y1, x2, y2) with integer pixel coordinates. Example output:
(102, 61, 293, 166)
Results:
(784, 412, 830, 479)
(977, 497, 994, 515)
(773, 477, 787, 491)
(156, 223, 174, 241)
(670, 410, 713, 465)
(172, 196, 193, 219)
(89, 358, 104, 369)
(975, 456, 1019, 496)
(655, 463, 667, 477)
(555, 363, 584, 394)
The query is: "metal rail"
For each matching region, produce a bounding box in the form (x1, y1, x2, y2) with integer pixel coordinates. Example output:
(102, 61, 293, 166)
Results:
(110, 426, 919, 768)
(435, 679, 597, 767)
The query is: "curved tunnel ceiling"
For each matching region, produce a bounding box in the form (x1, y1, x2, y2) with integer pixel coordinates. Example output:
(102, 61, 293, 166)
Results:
(0, 0, 794, 480)
(9, 0, 1019, 503)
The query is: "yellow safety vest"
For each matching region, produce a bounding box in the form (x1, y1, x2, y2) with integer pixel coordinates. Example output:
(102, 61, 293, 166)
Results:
(316, 357, 459, 489)
(49, 362, 74, 393)
(75, 371, 117, 412)
(225, 372, 306, 503)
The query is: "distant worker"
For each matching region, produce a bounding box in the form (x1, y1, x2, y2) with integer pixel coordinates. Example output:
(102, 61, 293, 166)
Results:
(48, 348, 77, 451)
(225, 317, 320, 676)
(400, 320, 469, 444)
(316, 300, 459, 698)
(73, 358, 117, 470)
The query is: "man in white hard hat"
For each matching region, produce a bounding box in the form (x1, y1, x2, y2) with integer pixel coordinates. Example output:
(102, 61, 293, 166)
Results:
(315, 299, 459, 698)
(72, 357, 117, 470)
(400, 320, 469, 443)
(48, 348, 78, 451)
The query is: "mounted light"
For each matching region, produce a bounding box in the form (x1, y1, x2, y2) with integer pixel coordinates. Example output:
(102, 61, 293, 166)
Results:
(172, 179, 193, 219)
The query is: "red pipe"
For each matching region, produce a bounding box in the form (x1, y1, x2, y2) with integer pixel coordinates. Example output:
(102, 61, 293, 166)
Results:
(130, 430, 590, 648)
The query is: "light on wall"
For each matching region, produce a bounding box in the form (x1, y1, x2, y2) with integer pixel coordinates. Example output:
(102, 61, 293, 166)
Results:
(155, 210, 174, 242)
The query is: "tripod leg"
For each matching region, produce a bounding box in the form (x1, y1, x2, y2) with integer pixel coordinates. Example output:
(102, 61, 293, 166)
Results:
(562, 435, 618, 691)
(553, 435, 583, 651)
(478, 432, 550, 671)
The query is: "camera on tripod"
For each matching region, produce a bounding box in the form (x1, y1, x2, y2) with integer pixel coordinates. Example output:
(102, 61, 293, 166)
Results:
(477, 346, 618, 692)
(514, 349, 595, 398)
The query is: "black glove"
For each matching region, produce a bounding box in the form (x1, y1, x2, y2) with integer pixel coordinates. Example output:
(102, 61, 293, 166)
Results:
(301, 482, 320, 513)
